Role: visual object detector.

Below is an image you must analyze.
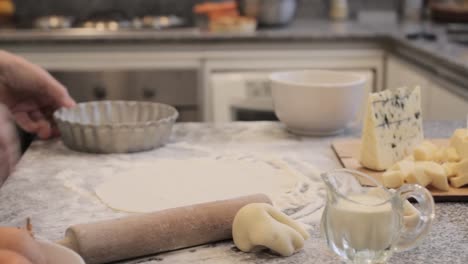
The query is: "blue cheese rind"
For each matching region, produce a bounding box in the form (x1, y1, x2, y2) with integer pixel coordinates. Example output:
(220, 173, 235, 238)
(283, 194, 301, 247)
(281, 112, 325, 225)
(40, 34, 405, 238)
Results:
(360, 87, 424, 171)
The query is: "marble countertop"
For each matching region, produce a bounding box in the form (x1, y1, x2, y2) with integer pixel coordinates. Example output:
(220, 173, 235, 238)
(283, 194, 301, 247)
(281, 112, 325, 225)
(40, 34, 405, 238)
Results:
(0, 20, 375, 43)
(0, 121, 467, 264)
(360, 21, 468, 85)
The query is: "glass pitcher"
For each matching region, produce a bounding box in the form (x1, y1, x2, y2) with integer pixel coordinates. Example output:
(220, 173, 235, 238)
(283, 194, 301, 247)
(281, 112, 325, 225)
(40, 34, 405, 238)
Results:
(321, 169, 435, 264)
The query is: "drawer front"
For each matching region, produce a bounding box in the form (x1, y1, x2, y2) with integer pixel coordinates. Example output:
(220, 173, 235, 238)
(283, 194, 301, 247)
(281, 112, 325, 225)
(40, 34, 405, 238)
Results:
(51, 71, 138, 102)
(128, 70, 198, 106)
(176, 107, 200, 122)
(51, 70, 200, 122)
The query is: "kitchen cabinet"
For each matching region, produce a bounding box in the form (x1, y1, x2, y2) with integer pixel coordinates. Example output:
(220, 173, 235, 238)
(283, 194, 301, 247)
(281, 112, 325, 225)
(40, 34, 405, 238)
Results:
(386, 55, 468, 121)
(429, 77, 468, 121)
(127, 71, 198, 106)
(51, 69, 201, 122)
(386, 56, 431, 117)
(52, 72, 138, 102)
(4, 44, 385, 122)
(4, 40, 468, 122)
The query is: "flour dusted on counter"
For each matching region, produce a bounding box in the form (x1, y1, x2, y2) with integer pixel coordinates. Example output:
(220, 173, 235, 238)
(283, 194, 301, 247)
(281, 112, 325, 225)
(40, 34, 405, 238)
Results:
(94, 156, 322, 220)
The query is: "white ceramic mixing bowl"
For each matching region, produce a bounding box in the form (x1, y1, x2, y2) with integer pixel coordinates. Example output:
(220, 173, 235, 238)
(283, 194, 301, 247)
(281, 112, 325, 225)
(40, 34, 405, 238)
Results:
(270, 70, 367, 136)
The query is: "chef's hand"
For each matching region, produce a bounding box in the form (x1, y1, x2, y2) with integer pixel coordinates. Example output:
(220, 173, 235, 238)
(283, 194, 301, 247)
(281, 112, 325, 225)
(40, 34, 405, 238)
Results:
(0, 104, 19, 185)
(0, 51, 76, 139)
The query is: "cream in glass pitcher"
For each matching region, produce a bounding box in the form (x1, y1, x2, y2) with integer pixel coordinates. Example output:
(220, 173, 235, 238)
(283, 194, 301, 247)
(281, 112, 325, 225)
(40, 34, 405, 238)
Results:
(321, 169, 435, 264)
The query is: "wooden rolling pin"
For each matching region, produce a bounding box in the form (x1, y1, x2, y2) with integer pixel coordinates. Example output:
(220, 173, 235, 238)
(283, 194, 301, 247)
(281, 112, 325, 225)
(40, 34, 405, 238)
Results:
(58, 194, 271, 264)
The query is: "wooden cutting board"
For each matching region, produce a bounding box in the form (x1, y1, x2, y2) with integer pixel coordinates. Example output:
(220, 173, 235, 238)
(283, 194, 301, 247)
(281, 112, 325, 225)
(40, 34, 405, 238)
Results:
(332, 138, 468, 202)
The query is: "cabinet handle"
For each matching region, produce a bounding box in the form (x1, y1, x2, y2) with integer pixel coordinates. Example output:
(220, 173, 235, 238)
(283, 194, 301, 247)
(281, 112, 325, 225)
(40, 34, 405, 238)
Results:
(143, 87, 157, 99)
(93, 86, 107, 100)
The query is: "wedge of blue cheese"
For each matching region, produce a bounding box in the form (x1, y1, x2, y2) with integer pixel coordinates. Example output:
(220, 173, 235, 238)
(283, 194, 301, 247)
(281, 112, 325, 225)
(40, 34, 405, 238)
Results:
(359, 87, 424, 171)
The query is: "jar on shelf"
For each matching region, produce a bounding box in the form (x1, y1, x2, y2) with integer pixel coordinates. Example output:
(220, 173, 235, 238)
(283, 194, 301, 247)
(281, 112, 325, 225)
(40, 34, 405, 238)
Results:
(329, 0, 349, 21)
(0, 0, 15, 27)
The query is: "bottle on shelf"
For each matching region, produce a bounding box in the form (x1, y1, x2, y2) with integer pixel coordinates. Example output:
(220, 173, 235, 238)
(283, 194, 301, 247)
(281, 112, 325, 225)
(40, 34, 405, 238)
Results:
(329, 0, 349, 21)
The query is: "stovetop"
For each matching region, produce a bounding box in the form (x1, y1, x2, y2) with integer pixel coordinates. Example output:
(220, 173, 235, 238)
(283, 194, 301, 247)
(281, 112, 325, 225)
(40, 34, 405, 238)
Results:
(445, 23, 468, 45)
(19, 10, 187, 31)
(402, 23, 468, 47)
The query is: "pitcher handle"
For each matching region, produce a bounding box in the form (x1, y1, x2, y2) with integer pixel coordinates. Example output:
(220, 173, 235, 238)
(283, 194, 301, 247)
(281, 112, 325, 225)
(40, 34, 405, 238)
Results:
(394, 184, 435, 252)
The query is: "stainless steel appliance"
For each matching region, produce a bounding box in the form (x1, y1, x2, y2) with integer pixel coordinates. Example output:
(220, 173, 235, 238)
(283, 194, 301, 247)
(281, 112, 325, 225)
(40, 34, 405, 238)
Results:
(32, 11, 186, 31)
(445, 23, 468, 45)
(33, 15, 185, 31)
(51, 70, 199, 122)
(209, 69, 373, 122)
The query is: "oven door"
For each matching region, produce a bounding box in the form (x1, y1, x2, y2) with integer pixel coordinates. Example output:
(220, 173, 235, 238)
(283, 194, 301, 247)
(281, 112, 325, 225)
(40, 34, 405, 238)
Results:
(210, 71, 275, 122)
(210, 70, 374, 122)
(230, 98, 277, 121)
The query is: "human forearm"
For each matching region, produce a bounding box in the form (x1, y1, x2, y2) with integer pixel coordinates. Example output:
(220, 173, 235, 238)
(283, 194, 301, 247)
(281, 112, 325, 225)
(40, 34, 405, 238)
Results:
(0, 50, 22, 107)
(0, 104, 19, 187)
(0, 50, 75, 139)
(0, 51, 9, 106)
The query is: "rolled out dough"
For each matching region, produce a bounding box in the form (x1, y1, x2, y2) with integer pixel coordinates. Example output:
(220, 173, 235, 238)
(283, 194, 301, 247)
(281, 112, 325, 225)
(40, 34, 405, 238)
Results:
(95, 157, 315, 213)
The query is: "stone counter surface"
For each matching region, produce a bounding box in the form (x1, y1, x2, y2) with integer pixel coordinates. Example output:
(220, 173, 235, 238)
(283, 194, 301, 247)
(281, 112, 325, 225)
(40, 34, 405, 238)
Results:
(0, 121, 467, 264)
(0, 20, 375, 43)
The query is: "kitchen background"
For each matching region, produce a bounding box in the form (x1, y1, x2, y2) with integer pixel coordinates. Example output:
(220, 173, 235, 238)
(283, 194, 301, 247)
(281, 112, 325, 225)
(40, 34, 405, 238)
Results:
(14, 0, 396, 24)
(7, 0, 402, 122)
(4, 0, 468, 124)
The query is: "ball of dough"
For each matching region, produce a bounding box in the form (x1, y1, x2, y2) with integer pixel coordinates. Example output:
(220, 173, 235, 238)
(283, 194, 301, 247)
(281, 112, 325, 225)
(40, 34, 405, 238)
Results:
(232, 203, 309, 257)
(0, 249, 33, 264)
(0, 227, 46, 264)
